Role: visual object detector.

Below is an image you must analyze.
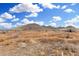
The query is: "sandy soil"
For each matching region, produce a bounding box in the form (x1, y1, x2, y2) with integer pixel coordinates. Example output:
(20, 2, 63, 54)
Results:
(0, 30, 79, 56)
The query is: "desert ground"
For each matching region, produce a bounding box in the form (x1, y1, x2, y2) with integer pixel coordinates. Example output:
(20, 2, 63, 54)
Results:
(0, 29, 79, 56)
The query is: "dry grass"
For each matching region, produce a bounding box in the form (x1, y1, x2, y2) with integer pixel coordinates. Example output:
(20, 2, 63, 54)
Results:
(0, 30, 79, 55)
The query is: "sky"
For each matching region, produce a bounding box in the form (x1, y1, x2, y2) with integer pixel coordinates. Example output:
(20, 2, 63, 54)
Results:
(0, 3, 79, 29)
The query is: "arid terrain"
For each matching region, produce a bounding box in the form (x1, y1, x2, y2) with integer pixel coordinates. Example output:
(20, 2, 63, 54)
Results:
(0, 24, 79, 56)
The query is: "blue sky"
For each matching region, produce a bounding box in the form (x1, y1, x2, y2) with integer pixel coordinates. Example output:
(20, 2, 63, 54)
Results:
(0, 3, 79, 29)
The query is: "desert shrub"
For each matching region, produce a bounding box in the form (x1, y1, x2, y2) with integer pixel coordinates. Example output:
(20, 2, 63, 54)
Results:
(66, 29, 75, 32)
(1, 31, 6, 34)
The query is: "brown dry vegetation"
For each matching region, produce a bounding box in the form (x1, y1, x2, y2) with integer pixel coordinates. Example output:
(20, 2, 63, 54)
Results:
(0, 30, 79, 56)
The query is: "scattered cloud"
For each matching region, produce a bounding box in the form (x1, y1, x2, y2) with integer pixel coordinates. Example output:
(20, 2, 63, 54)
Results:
(34, 21, 44, 26)
(9, 3, 43, 18)
(0, 12, 15, 19)
(9, 3, 43, 13)
(0, 18, 5, 23)
(64, 8, 75, 13)
(61, 5, 68, 9)
(0, 3, 78, 29)
(25, 13, 38, 17)
(0, 23, 12, 29)
(11, 18, 19, 22)
(49, 22, 57, 27)
(52, 16, 62, 22)
(70, 3, 76, 6)
(13, 22, 23, 27)
(41, 3, 60, 9)
(64, 16, 79, 27)
(21, 18, 44, 26)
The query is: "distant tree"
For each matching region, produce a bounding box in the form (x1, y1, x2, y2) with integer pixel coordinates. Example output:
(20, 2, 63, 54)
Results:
(66, 26, 75, 29)
(66, 26, 76, 32)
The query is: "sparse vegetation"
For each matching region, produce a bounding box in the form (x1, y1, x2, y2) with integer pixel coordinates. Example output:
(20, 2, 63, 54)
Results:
(0, 24, 78, 56)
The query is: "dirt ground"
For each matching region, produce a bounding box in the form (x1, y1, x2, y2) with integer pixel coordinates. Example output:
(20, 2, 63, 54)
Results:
(0, 30, 79, 56)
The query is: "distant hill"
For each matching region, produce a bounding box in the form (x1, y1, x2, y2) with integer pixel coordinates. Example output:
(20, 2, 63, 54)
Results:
(13, 23, 57, 31)
(10, 23, 79, 32)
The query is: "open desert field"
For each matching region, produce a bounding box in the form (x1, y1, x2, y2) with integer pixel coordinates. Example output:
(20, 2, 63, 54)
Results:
(0, 30, 79, 56)
(0, 3, 79, 56)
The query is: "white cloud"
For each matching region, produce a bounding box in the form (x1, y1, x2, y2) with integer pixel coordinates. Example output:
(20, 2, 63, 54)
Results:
(41, 3, 60, 9)
(0, 12, 14, 29)
(64, 8, 75, 13)
(52, 16, 62, 22)
(11, 18, 19, 22)
(9, 3, 43, 13)
(65, 23, 76, 27)
(56, 5, 60, 9)
(0, 12, 15, 19)
(9, 3, 43, 18)
(13, 18, 44, 28)
(34, 21, 44, 26)
(25, 13, 38, 17)
(13, 22, 23, 27)
(0, 18, 5, 23)
(21, 18, 44, 26)
(64, 16, 79, 27)
(21, 18, 32, 25)
(49, 22, 57, 27)
(0, 23, 12, 29)
(61, 5, 67, 9)
(71, 3, 76, 6)
(47, 20, 57, 27)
